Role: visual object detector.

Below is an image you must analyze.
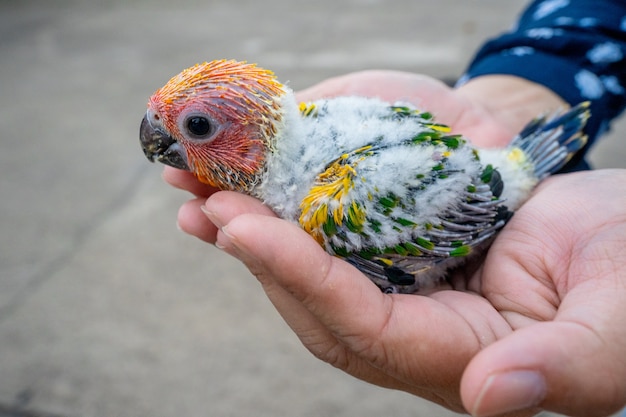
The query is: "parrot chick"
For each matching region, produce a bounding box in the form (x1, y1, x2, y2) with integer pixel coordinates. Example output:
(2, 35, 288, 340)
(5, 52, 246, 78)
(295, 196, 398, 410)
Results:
(140, 59, 589, 294)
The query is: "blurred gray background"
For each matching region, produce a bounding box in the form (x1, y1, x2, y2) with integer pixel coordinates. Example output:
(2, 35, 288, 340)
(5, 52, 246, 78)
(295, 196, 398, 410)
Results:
(1, 1, 624, 416)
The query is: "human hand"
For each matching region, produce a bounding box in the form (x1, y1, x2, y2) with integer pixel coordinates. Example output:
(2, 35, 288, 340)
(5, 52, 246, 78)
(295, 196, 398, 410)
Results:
(170, 166, 626, 417)
(164, 71, 622, 416)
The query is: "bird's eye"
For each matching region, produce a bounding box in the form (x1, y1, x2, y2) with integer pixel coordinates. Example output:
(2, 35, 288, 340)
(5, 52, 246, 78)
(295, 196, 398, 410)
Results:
(185, 116, 212, 137)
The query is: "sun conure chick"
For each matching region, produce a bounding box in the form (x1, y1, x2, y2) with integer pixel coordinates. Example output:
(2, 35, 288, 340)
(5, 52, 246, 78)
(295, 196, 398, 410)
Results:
(140, 59, 589, 294)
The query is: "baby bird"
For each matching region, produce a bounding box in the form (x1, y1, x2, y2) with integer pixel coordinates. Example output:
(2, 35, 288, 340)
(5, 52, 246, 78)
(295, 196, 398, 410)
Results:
(140, 59, 589, 293)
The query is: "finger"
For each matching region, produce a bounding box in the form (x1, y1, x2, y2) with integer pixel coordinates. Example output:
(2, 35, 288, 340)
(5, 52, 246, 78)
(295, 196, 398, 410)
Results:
(198, 190, 276, 242)
(213, 210, 507, 411)
(178, 191, 276, 243)
(204, 192, 383, 334)
(215, 212, 431, 391)
(218, 212, 386, 332)
(461, 308, 626, 417)
(463, 232, 626, 416)
(204, 196, 421, 392)
(203, 190, 277, 227)
(162, 166, 218, 197)
(177, 198, 218, 243)
(238, 260, 419, 393)
(462, 172, 626, 416)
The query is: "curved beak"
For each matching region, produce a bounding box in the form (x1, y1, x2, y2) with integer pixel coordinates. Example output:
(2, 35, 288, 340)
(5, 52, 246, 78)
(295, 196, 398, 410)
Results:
(139, 114, 190, 171)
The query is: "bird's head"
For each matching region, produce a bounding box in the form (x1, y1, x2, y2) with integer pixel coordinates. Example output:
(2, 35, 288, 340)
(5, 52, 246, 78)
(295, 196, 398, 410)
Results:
(140, 59, 287, 191)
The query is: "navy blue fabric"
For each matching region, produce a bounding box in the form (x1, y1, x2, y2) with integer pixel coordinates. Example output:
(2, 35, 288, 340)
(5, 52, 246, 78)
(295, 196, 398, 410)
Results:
(460, 0, 626, 170)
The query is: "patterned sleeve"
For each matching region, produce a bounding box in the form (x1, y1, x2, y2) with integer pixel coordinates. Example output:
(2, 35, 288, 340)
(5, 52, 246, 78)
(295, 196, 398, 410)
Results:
(459, 0, 626, 170)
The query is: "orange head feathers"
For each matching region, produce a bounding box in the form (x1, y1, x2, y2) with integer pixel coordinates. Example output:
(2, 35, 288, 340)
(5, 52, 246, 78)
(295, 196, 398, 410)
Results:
(140, 59, 287, 191)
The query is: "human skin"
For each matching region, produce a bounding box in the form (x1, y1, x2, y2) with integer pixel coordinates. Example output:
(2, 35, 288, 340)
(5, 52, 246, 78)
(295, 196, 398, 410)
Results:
(165, 73, 626, 417)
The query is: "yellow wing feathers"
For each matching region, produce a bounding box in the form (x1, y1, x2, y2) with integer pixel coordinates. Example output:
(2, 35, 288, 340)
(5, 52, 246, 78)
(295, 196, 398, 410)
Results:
(299, 146, 373, 244)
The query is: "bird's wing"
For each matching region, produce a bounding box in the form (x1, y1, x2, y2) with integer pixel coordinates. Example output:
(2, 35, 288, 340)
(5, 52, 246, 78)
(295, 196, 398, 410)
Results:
(298, 107, 512, 293)
(344, 179, 512, 293)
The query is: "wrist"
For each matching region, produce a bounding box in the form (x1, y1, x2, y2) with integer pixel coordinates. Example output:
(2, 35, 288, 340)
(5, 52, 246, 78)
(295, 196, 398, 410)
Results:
(455, 75, 568, 136)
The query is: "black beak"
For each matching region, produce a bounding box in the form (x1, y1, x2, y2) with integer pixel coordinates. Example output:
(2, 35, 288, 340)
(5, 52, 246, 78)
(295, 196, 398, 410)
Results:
(139, 114, 190, 171)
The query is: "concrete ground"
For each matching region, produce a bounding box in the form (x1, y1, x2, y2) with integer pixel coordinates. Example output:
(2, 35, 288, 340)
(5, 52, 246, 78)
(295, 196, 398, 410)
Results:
(1, 1, 624, 416)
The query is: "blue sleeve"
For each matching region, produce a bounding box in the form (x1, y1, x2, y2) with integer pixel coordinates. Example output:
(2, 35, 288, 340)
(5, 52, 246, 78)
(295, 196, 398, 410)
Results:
(460, 0, 626, 170)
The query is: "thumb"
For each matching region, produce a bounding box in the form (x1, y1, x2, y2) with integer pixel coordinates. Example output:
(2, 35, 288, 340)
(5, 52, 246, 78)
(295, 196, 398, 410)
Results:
(461, 316, 626, 417)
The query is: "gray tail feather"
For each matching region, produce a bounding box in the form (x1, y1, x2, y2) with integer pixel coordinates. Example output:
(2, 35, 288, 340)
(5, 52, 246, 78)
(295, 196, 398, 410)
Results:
(510, 101, 590, 180)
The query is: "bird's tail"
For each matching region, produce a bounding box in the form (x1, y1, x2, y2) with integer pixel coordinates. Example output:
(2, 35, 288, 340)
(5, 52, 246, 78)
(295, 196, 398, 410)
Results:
(509, 102, 590, 180)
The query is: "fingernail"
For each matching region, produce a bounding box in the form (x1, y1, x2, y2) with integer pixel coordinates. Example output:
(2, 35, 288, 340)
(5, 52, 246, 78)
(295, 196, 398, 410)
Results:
(471, 371, 546, 417)
(200, 204, 224, 228)
(220, 224, 234, 240)
(214, 224, 238, 253)
(217, 225, 258, 268)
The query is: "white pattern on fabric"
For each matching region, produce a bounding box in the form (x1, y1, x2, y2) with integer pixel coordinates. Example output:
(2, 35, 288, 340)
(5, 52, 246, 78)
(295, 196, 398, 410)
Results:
(554, 16, 575, 26)
(579, 17, 599, 27)
(602, 75, 625, 95)
(533, 0, 570, 20)
(463, 0, 626, 152)
(526, 28, 565, 39)
(503, 46, 536, 56)
(587, 42, 624, 64)
(575, 69, 605, 99)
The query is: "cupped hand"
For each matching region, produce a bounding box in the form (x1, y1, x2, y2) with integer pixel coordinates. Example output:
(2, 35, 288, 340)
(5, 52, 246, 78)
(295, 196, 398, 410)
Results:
(170, 165, 626, 417)
(164, 72, 626, 416)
